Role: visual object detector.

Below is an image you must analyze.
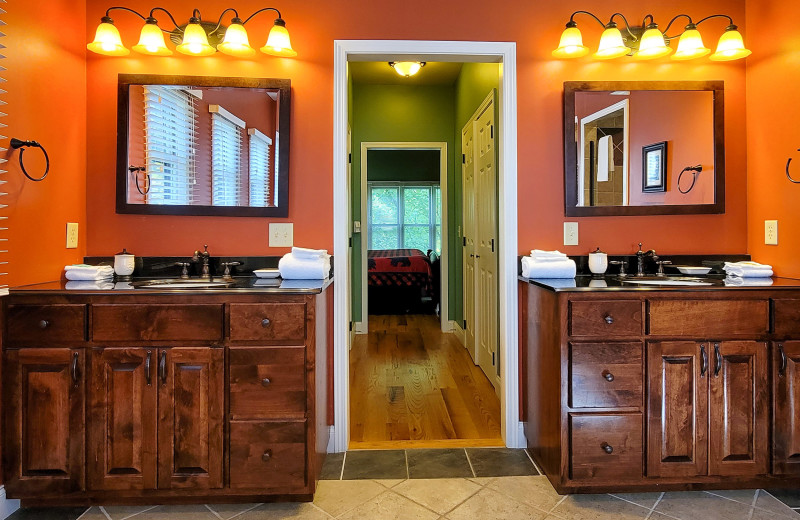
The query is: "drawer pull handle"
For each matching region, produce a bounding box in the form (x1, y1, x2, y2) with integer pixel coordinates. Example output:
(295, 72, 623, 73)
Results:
(38, 320, 49, 329)
(71, 352, 80, 387)
(779, 343, 787, 378)
(700, 345, 708, 378)
(145, 350, 152, 386)
(262, 377, 271, 387)
(714, 343, 721, 378)
(159, 350, 167, 384)
(603, 315, 614, 325)
(261, 318, 271, 328)
(602, 370, 614, 382)
(601, 442, 613, 454)
(262, 450, 272, 462)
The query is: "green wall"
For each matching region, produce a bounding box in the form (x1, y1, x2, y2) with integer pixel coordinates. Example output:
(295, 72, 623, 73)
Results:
(367, 149, 441, 182)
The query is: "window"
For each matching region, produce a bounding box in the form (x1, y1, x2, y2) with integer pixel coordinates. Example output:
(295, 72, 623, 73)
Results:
(368, 183, 441, 253)
(248, 128, 273, 207)
(211, 107, 245, 206)
(143, 86, 198, 205)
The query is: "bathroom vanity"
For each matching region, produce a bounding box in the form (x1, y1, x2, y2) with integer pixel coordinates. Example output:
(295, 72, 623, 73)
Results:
(1, 278, 332, 505)
(520, 276, 800, 493)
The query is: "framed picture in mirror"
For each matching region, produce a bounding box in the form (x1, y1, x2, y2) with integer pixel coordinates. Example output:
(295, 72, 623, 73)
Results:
(642, 141, 667, 193)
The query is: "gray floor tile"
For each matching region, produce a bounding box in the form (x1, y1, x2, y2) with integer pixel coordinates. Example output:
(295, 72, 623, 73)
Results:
(768, 489, 800, 509)
(342, 450, 408, 480)
(320, 452, 345, 480)
(465, 448, 537, 477)
(407, 449, 473, 479)
(655, 491, 756, 520)
(7, 508, 88, 520)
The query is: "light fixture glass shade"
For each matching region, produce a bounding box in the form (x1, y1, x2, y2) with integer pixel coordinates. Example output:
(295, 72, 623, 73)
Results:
(593, 26, 628, 59)
(672, 28, 710, 60)
(218, 22, 256, 57)
(176, 22, 216, 56)
(710, 26, 751, 61)
(552, 25, 589, 58)
(390, 62, 424, 77)
(87, 21, 130, 56)
(261, 19, 297, 57)
(635, 26, 672, 60)
(132, 22, 172, 56)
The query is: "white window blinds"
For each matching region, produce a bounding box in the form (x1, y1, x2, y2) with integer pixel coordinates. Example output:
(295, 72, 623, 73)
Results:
(0, 2, 7, 289)
(247, 128, 272, 207)
(211, 109, 244, 206)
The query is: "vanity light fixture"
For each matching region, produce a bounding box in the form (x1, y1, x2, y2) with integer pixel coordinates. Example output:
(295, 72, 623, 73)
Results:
(87, 6, 297, 58)
(553, 11, 750, 62)
(389, 62, 426, 77)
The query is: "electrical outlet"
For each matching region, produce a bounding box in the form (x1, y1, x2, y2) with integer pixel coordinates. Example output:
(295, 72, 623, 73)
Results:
(269, 223, 293, 247)
(765, 220, 778, 245)
(66, 222, 79, 249)
(564, 222, 579, 246)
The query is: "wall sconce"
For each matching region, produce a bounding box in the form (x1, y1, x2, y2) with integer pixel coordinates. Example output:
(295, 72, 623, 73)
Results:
(87, 7, 297, 58)
(553, 11, 750, 61)
(389, 62, 426, 77)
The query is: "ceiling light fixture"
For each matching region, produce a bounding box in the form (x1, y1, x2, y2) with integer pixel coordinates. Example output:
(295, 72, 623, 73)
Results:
(552, 11, 750, 62)
(87, 6, 297, 58)
(389, 62, 426, 77)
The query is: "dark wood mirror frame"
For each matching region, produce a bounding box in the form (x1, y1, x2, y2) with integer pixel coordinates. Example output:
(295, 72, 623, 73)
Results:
(116, 74, 291, 217)
(563, 80, 725, 217)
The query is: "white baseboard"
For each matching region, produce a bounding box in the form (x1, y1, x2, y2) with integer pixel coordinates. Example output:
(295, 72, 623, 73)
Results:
(0, 486, 20, 520)
(327, 425, 339, 453)
(451, 321, 465, 346)
(354, 321, 367, 334)
(514, 421, 528, 448)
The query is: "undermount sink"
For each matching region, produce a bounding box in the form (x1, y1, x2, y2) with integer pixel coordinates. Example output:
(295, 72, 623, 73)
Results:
(129, 279, 235, 289)
(621, 276, 713, 286)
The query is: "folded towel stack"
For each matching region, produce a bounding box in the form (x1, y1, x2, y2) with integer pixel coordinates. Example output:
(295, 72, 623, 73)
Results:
(723, 261, 773, 278)
(65, 280, 115, 291)
(724, 276, 774, 287)
(278, 247, 331, 279)
(522, 250, 576, 279)
(64, 264, 114, 281)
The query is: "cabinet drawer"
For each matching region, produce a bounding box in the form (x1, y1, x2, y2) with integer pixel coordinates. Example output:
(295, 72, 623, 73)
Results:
(6, 304, 86, 343)
(569, 342, 642, 408)
(569, 300, 642, 337)
(648, 299, 769, 336)
(229, 303, 306, 342)
(229, 347, 306, 419)
(229, 421, 306, 490)
(569, 413, 643, 481)
(92, 304, 223, 342)
(774, 299, 800, 336)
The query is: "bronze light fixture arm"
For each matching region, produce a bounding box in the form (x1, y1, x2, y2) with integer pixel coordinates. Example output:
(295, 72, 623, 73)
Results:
(242, 7, 283, 25)
(607, 12, 638, 41)
(148, 7, 182, 32)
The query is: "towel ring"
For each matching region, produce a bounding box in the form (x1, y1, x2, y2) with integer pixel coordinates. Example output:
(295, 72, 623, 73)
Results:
(677, 165, 703, 194)
(787, 149, 800, 184)
(10, 138, 49, 182)
(129, 166, 151, 195)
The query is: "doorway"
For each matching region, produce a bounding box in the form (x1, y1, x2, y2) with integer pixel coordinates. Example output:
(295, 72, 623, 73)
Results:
(332, 40, 520, 453)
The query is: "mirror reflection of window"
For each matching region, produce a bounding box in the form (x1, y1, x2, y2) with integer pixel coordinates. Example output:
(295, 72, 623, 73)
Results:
(210, 108, 245, 206)
(248, 129, 273, 207)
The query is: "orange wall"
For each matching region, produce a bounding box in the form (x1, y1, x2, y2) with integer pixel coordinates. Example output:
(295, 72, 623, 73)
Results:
(84, 0, 748, 260)
(5, 1, 87, 286)
(746, 0, 800, 278)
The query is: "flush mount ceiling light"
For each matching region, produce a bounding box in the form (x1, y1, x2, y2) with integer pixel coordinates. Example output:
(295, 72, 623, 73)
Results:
(87, 6, 297, 58)
(389, 61, 426, 77)
(552, 11, 750, 62)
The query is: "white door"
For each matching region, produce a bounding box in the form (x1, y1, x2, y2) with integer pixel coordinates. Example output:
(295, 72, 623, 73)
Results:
(347, 125, 353, 347)
(461, 122, 476, 361)
(474, 98, 499, 391)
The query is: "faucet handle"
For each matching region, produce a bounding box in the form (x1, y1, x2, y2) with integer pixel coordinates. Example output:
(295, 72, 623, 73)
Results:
(220, 261, 241, 281)
(656, 260, 672, 277)
(174, 262, 191, 279)
(609, 260, 628, 278)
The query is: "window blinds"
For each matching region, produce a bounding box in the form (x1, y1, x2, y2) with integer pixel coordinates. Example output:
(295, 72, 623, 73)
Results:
(212, 112, 244, 206)
(143, 86, 198, 205)
(247, 128, 272, 207)
(0, 2, 7, 289)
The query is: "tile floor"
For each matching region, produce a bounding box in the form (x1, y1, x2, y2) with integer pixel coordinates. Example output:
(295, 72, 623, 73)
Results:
(3, 449, 799, 520)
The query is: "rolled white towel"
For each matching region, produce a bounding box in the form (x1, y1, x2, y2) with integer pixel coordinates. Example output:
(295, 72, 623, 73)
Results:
(521, 257, 576, 279)
(724, 276, 774, 287)
(291, 247, 328, 260)
(64, 265, 114, 281)
(65, 280, 115, 290)
(279, 253, 331, 279)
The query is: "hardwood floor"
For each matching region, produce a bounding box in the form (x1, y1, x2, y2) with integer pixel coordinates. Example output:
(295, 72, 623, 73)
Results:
(349, 314, 503, 449)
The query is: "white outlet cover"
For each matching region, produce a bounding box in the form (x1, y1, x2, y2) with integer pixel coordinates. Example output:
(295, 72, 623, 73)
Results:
(765, 220, 778, 245)
(66, 222, 79, 249)
(563, 222, 579, 246)
(269, 223, 293, 247)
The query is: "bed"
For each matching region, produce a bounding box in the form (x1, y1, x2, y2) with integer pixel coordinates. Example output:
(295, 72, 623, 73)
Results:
(367, 248, 438, 314)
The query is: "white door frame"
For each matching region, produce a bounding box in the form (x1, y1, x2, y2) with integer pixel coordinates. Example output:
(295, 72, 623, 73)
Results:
(359, 142, 449, 334)
(577, 99, 630, 206)
(333, 40, 520, 452)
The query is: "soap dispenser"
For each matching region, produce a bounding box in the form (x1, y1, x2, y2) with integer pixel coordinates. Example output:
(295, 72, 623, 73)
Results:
(588, 247, 608, 276)
(114, 248, 135, 280)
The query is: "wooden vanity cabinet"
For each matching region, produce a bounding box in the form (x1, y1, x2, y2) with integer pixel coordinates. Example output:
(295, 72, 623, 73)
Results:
(773, 341, 800, 476)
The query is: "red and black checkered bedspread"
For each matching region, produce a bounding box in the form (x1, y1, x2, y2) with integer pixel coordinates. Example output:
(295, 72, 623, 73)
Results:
(367, 249, 432, 293)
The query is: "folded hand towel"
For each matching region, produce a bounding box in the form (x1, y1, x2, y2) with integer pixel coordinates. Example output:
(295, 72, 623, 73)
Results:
(724, 261, 772, 270)
(723, 262, 773, 278)
(64, 265, 114, 281)
(724, 276, 774, 287)
(278, 253, 331, 280)
(291, 247, 328, 259)
(521, 257, 576, 279)
(530, 249, 568, 262)
(65, 280, 115, 290)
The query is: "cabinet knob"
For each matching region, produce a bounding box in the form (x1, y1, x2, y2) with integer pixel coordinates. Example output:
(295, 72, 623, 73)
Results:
(261, 377, 271, 387)
(601, 442, 613, 454)
(38, 319, 49, 329)
(261, 318, 271, 328)
(262, 450, 272, 462)
(602, 370, 614, 382)
(603, 315, 614, 325)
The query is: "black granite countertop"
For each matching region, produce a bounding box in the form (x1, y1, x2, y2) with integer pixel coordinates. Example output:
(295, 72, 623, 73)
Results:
(520, 274, 800, 292)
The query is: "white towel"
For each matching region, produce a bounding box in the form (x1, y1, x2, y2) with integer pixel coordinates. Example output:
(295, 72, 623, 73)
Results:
(521, 257, 576, 279)
(530, 249, 568, 259)
(597, 135, 613, 182)
(724, 276, 774, 287)
(291, 247, 328, 260)
(278, 253, 331, 279)
(65, 280, 115, 290)
(723, 261, 773, 278)
(64, 265, 114, 281)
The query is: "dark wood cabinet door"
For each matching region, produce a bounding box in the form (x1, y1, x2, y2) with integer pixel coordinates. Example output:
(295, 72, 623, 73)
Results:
(646, 341, 708, 477)
(88, 348, 157, 490)
(773, 341, 800, 476)
(709, 341, 768, 476)
(2, 349, 85, 496)
(157, 348, 223, 489)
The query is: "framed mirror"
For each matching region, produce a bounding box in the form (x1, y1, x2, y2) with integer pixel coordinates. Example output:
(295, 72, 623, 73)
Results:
(116, 74, 290, 217)
(563, 81, 724, 216)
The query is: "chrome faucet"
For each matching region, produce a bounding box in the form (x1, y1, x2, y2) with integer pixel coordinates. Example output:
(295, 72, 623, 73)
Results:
(636, 242, 658, 277)
(192, 244, 211, 280)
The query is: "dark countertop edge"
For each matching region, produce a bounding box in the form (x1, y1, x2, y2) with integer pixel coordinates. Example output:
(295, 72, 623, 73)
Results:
(519, 275, 800, 292)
